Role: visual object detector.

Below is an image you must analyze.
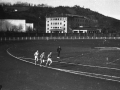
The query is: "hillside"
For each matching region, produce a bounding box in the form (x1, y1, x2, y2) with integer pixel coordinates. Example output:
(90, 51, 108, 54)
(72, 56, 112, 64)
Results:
(1, 5, 120, 33)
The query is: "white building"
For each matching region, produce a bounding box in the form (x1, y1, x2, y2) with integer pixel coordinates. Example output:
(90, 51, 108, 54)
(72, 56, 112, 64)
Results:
(73, 30, 87, 33)
(46, 14, 99, 33)
(0, 19, 26, 32)
(46, 17, 67, 33)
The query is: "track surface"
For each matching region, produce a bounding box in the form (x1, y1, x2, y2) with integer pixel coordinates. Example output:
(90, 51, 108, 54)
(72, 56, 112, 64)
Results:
(0, 41, 120, 90)
(7, 46, 120, 83)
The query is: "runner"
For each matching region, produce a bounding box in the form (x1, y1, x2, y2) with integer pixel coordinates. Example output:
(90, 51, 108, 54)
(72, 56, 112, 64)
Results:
(34, 50, 39, 65)
(46, 51, 52, 66)
(39, 51, 45, 66)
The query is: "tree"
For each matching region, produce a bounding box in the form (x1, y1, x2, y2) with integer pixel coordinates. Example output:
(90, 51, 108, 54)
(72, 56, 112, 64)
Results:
(26, 26, 33, 32)
(0, 5, 6, 19)
(18, 24, 23, 32)
(11, 25, 18, 32)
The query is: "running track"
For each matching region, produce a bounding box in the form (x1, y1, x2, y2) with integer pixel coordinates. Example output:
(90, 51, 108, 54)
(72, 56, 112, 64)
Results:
(0, 42, 120, 90)
(7, 46, 120, 83)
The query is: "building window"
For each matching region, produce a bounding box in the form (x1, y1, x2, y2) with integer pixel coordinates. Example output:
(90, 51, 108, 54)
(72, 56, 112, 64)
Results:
(47, 24, 49, 26)
(47, 28, 49, 30)
(64, 24, 65, 26)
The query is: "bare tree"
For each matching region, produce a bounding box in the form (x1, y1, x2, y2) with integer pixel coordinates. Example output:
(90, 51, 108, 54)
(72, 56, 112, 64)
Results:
(11, 25, 18, 32)
(26, 26, 33, 32)
(5, 21, 12, 31)
(0, 21, 3, 31)
(18, 24, 23, 32)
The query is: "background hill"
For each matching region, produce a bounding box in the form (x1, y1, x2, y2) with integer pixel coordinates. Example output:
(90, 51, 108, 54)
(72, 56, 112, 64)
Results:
(1, 4, 120, 33)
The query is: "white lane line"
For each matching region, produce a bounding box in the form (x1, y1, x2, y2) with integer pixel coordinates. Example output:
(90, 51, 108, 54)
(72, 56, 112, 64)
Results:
(43, 66, 120, 83)
(7, 49, 35, 65)
(19, 57, 59, 62)
(117, 48, 120, 50)
(7, 47, 120, 83)
(7, 47, 120, 71)
(60, 49, 120, 71)
(19, 57, 30, 59)
(108, 58, 120, 64)
(59, 61, 120, 71)
(68, 70, 120, 79)
(7, 48, 59, 63)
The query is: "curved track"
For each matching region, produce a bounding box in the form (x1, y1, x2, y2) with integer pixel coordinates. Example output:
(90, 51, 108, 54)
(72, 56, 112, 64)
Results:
(7, 46, 120, 83)
(1, 41, 120, 90)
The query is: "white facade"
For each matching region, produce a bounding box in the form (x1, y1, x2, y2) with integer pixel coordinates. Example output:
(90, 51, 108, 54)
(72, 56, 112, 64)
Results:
(46, 17, 67, 33)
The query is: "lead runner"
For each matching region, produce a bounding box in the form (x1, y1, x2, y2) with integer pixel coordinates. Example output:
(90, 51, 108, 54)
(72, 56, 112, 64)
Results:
(46, 51, 52, 66)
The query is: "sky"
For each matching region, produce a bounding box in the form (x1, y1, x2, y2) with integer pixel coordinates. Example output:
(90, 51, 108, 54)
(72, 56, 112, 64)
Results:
(1, 0, 120, 20)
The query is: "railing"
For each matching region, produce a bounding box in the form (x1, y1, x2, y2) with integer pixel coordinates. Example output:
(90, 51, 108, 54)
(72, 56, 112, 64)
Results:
(0, 33, 120, 41)
(0, 36, 120, 41)
(0, 32, 120, 37)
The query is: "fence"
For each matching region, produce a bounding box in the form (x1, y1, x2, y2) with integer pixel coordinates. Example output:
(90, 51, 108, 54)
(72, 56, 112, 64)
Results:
(0, 36, 120, 41)
(0, 32, 120, 37)
(1, 33, 120, 41)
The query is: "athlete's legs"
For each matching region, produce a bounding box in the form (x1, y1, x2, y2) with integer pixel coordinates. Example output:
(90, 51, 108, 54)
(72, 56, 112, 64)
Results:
(46, 58, 52, 66)
(35, 56, 37, 65)
(49, 58, 52, 66)
(36, 57, 38, 61)
(46, 58, 49, 66)
(40, 58, 42, 66)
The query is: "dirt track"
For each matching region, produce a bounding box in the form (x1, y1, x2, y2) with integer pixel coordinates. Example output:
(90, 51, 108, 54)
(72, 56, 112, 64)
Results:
(0, 41, 120, 90)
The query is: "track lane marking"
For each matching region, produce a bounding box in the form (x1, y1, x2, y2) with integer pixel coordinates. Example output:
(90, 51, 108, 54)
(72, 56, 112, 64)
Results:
(7, 47, 120, 71)
(7, 47, 120, 83)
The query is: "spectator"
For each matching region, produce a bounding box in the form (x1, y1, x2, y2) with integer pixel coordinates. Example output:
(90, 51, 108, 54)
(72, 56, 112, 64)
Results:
(57, 46, 62, 58)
